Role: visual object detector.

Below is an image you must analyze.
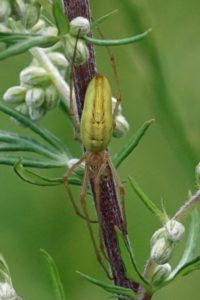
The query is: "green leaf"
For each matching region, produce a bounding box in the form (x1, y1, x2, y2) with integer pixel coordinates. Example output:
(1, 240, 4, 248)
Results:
(115, 227, 150, 289)
(0, 36, 58, 61)
(0, 156, 65, 168)
(91, 10, 118, 28)
(0, 103, 68, 153)
(83, 28, 151, 46)
(77, 271, 136, 299)
(113, 119, 154, 168)
(168, 210, 200, 280)
(0, 32, 41, 44)
(172, 256, 200, 279)
(13, 159, 82, 186)
(41, 249, 66, 300)
(52, 0, 69, 34)
(128, 176, 167, 222)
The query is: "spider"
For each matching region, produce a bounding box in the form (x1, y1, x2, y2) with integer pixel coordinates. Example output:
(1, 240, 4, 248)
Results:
(63, 35, 126, 277)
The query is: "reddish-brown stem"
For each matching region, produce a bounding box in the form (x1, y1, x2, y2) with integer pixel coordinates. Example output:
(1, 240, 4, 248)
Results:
(63, 0, 139, 296)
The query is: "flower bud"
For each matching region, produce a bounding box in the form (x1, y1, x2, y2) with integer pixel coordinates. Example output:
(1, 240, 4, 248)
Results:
(47, 52, 69, 69)
(3, 86, 26, 104)
(20, 66, 51, 86)
(44, 85, 59, 110)
(165, 220, 185, 242)
(69, 16, 90, 37)
(31, 18, 46, 33)
(112, 97, 122, 114)
(151, 237, 174, 265)
(113, 115, 130, 138)
(28, 106, 45, 121)
(22, 2, 41, 29)
(25, 87, 44, 108)
(0, 23, 11, 33)
(0, 282, 16, 299)
(152, 263, 171, 285)
(11, 0, 26, 20)
(150, 227, 166, 247)
(42, 26, 58, 36)
(12, 103, 29, 126)
(64, 34, 89, 66)
(0, 0, 11, 22)
(67, 158, 85, 176)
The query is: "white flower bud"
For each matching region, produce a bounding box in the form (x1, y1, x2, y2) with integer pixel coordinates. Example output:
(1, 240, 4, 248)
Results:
(69, 16, 90, 37)
(0, 282, 16, 299)
(3, 86, 26, 104)
(0, 0, 11, 22)
(165, 220, 185, 242)
(112, 97, 122, 114)
(25, 87, 45, 108)
(20, 66, 51, 86)
(31, 18, 46, 33)
(22, 3, 41, 29)
(42, 26, 58, 36)
(47, 52, 69, 69)
(12, 103, 29, 126)
(152, 263, 171, 285)
(67, 158, 85, 176)
(113, 114, 130, 138)
(28, 106, 45, 121)
(65, 34, 89, 66)
(44, 85, 59, 110)
(150, 227, 166, 247)
(151, 237, 174, 265)
(0, 23, 11, 33)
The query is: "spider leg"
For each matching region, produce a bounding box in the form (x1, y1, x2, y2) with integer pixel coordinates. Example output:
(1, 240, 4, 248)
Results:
(108, 157, 127, 232)
(80, 166, 111, 278)
(63, 157, 97, 223)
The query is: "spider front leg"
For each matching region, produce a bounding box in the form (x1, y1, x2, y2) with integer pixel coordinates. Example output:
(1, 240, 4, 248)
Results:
(80, 166, 111, 279)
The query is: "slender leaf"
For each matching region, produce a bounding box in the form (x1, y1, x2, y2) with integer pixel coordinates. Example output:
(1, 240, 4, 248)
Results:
(52, 0, 69, 34)
(0, 32, 41, 44)
(0, 103, 67, 153)
(115, 227, 150, 289)
(41, 249, 66, 300)
(91, 10, 118, 28)
(169, 210, 200, 280)
(0, 36, 58, 61)
(13, 160, 81, 186)
(0, 156, 65, 168)
(113, 119, 154, 168)
(77, 271, 136, 298)
(83, 28, 151, 46)
(128, 177, 166, 222)
(172, 256, 200, 279)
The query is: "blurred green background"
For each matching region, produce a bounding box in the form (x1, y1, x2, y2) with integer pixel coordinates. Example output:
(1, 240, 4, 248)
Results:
(0, 0, 200, 299)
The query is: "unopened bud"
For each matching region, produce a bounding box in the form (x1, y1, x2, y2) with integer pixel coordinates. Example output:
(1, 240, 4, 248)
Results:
(31, 18, 46, 33)
(0, 23, 11, 33)
(113, 114, 129, 138)
(65, 34, 89, 66)
(42, 26, 58, 36)
(28, 106, 45, 121)
(23, 3, 41, 29)
(150, 228, 166, 247)
(47, 52, 69, 69)
(25, 87, 44, 108)
(151, 237, 174, 265)
(67, 158, 85, 176)
(0, 0, 11, 22)
(3, 86, 26, 104)
(20, 66, 51, 86)
(165, 220, 185, 242)
(12, 103, 29, 126)
(112, 97, 122, 114)
(44, 85, 59, 110)
(152, 263, 171, 285)
(0, 282, 16, 299)
(69, 16, 90, 37)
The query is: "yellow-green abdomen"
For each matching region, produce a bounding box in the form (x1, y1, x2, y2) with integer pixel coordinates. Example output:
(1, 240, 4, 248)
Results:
(80, 74, 113, 152)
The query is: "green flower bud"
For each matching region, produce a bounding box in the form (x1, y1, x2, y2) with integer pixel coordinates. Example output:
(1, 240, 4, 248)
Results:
(22, 3, 41, 29)
(165, 220, 185, 242)
(43, 85, 59, 110)
(152, 263, 171, 285)
(42, 26, 58, 36)
(47, 52, 69, 69)
(3, 86, 26, 104)
(64, 34, 89, 66)
(113, 114, 130, 138)
(28, 106, 45, 121)
(25, 87, 45, 108)
(151, 237, 174, 265)
(67, 158, 85, 176)
(151, 228, 166, 247)
(20, 66, 51, 87)
(0, 23, 11, 33)
(0, 0, 11, 22)
(31, 18, 46, 33)
(69, 16, 90, 37)
(11, 0, 26, 20)
(13, 103, 29, 126)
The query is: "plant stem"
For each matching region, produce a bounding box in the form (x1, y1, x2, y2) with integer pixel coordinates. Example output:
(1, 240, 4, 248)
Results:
(63, 0, 139, 296)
